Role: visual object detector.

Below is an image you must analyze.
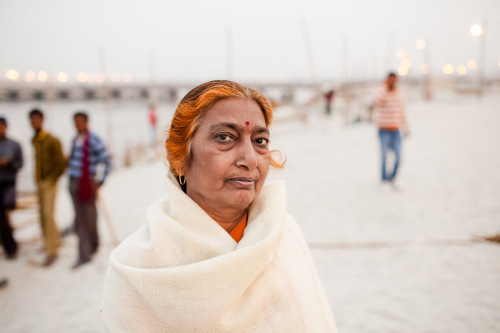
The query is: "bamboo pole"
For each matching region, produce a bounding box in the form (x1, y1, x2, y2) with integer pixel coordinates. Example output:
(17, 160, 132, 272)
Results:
(96, 190, 120, 247)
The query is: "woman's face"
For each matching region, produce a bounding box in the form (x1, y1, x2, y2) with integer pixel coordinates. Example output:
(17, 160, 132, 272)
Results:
(184, 97, 271, 217)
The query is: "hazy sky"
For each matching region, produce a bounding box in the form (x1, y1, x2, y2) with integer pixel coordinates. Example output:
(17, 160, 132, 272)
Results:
(1, 0, 499, 83)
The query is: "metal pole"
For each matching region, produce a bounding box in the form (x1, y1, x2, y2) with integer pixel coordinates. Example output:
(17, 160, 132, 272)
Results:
(98, 48, 114, 156)
(341, 35, 350, 126)
(299, 17, 322, 125)
(385, 31, 393, 72)
(423, 40, 432, 100)
(148, 53, 159, 108)
(299, 18, 317, 84)
(45, 76, 55, 131)
(477, 20, 487, 100)
(226, 27, 233, 80)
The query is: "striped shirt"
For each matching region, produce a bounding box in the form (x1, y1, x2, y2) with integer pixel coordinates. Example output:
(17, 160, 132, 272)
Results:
(374, 84, 406, 130)
(69, 132, 111, 183)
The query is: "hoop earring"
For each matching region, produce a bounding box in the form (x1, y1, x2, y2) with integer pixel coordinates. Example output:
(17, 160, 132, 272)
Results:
(178, 174, 186, 185)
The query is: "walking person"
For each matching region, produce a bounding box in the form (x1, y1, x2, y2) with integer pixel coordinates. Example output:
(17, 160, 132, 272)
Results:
(374, 72, 410, 188)
(29, 109, 66, 267)
(0, 117, 23, 259)
(68, 112, 111, 269)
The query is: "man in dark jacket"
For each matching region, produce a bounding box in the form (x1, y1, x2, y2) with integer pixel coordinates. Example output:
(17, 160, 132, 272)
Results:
(29, 109, 66, 267)
(0, 117, 23, 259)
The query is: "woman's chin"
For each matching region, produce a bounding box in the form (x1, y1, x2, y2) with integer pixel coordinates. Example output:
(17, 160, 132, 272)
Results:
(223, 191, 256, 210)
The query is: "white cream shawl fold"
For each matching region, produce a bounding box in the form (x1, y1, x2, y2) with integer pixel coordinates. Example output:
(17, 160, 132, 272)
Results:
(101, 175, 337, 332)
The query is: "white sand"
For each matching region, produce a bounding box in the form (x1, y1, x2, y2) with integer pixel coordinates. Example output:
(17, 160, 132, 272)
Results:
(1, 92, 500, 332)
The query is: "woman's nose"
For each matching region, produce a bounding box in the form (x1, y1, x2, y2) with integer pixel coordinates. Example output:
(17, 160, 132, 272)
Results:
(235, 140, 257, 170)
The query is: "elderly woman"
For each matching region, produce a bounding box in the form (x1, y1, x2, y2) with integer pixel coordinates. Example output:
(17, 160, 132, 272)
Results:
(101, 80, 337, 332)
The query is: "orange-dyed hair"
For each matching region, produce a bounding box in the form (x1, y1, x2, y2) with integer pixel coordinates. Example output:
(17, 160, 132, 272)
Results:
(166, 80, 285, 176)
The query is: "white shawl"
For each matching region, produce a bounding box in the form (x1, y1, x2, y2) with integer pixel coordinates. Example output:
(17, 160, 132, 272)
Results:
(101, 175, 337, 332)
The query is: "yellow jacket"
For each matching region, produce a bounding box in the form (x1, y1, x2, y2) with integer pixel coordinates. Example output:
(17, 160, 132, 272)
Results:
(32, 130, 66, 183)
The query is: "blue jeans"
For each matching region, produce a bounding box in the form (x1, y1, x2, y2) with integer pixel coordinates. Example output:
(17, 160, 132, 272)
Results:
(379, 129, 402, 181)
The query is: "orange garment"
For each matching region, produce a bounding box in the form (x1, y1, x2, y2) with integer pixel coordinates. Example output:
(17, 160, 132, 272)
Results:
(229, 211, 247, 243)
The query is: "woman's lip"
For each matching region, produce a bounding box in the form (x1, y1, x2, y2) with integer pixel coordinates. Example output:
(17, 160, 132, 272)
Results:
(230, 177, 255, 182)
(229, 177, 256, 186)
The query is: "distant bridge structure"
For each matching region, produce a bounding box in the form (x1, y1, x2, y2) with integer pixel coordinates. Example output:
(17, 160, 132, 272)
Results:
(0, 81, 332, 104)
(2, 77, 498, 104)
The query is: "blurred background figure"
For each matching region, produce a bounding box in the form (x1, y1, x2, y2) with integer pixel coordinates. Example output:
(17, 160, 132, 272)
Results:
(29, 109, 66, 267)
(147, 103, 157, 146)
(483, 234, 500, 243)
(324, 89, 335, 116)
(0, 117, 23, 260)
(373, 73, 409, 189)
(68, 112, 111, 269)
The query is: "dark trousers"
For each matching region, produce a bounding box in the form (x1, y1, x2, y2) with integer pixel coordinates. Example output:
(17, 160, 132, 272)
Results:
(69, 178, 98, 262)
(0, 183, 17, 256)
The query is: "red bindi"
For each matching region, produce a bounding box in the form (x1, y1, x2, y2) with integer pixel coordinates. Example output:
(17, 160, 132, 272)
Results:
(245, 121, 250, 126)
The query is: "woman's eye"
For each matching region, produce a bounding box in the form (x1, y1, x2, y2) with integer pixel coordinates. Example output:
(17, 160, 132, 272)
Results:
(255, 138, 269, 146)
(215, 133, 233, 142)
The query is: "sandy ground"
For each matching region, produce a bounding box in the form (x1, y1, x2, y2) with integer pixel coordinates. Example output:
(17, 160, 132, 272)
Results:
(1, 93, 500, 332)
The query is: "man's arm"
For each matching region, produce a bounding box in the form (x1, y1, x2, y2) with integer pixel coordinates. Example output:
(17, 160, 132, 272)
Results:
(401, 106, 410, 137)
(93, 136, 111, 184)
(51, 136, 67, 179)
(9, 141, 23, 171)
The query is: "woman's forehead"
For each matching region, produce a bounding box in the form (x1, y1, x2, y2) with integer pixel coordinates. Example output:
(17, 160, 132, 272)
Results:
(201, 98, 267, 127)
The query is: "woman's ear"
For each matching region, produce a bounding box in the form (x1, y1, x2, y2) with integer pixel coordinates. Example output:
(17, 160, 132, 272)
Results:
(175, 167, 184, 176)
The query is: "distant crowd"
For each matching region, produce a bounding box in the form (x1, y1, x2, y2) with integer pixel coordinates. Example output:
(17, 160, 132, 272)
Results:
(0, 109, 110, 270)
